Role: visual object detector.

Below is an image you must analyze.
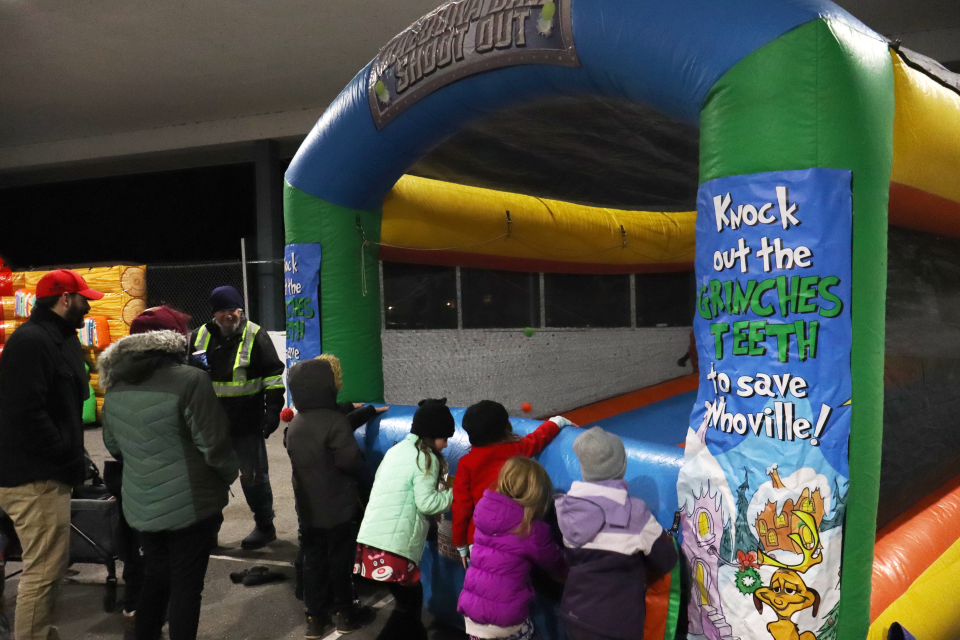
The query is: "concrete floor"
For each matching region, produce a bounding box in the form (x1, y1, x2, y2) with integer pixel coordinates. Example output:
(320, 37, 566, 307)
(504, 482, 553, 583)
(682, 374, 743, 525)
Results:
(1, 426, 467, 640)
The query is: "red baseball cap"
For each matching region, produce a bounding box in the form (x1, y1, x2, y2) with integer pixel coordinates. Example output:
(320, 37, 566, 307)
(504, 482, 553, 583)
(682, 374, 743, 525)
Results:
(35, 269, 105, 300)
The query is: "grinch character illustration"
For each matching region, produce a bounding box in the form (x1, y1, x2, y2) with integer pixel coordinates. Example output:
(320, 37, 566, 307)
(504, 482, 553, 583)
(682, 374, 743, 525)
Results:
(374, 79, 390, 105)
(753, 511, 824, 640)
(537, 1, 555, 36)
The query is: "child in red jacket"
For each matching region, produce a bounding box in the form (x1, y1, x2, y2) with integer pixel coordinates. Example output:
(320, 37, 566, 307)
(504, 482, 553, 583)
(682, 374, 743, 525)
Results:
(452, 400, 575, 566)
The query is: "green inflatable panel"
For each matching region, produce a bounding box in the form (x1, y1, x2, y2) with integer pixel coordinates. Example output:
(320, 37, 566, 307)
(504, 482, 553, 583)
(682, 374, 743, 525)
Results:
(699, 19, 894, 640)
(284, 183, 385, 403)
(83, 362, 96, 424)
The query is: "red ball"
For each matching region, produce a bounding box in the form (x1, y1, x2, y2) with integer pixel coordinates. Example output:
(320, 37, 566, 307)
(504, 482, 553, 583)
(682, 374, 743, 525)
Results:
(521, 402, 533, 413)
(280, 407, 295, 422)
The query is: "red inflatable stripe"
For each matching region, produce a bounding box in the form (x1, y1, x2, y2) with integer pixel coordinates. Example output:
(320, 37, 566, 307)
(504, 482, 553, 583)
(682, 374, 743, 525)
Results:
(889, 182, 960, 240)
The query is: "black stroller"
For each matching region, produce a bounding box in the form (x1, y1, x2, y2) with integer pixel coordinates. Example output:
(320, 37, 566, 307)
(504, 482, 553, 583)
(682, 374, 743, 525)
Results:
(0, 457, 120, 613)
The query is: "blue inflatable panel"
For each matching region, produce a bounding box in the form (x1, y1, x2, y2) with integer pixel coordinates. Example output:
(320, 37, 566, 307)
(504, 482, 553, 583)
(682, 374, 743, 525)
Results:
(592, 389, 697, 448)
(354, 404, 687, 637)
(354, 405, 684, 528)
(286, 0, 875, 209)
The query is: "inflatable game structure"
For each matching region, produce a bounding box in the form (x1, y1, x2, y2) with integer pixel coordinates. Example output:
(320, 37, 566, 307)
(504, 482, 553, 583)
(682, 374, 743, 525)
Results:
(282, 1, 960, 639)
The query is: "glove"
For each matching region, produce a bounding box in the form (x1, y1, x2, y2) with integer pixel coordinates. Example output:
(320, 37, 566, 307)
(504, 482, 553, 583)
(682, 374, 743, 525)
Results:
(262, 413, 281, 439)
(549, 416, 574, 429)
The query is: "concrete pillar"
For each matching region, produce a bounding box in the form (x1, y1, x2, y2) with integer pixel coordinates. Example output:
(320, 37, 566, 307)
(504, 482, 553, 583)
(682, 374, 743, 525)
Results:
(253, 139, 285, 330)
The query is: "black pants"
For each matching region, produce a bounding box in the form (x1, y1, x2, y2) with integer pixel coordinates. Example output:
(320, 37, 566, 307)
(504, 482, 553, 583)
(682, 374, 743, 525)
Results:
(135, 514, 223, 640)
(231, 433, 275, 526)
(377, 582, 425, 640)
(565, 625, 621, 640)
(118, 510, 144, 613)
(301, 520, 359, 617)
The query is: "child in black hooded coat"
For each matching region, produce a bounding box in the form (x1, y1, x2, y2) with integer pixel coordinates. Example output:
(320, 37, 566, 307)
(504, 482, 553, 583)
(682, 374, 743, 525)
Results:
(285, 357, 381, 638)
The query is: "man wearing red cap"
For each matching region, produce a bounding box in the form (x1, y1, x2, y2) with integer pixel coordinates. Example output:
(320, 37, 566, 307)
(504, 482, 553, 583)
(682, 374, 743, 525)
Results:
(0, 269, 103, 640)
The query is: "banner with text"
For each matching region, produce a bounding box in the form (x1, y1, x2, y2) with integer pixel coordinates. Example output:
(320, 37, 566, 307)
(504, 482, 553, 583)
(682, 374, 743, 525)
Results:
(368, 0, 578, 128)
(284, 243, 321, 373)
(677, 169, 852, 640)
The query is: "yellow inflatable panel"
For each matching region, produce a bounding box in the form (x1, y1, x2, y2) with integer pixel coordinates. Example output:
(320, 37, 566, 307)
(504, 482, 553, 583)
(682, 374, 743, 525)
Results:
(868, 536, 960, 640)
(889, 52, 960, 237)
(381, 175, 695, 273)
(891, 52, 960, 205)
(25, 265, 146, 296)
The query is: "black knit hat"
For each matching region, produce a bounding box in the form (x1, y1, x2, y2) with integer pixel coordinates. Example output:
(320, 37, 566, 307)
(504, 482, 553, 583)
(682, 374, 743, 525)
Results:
(411, 398, 455, 439)
(462, 400, 511, 447)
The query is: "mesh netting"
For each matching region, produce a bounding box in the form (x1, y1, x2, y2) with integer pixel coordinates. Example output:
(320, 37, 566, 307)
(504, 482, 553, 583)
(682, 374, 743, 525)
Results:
(146, 261, 244, 331)
(382, 326, 692, 418)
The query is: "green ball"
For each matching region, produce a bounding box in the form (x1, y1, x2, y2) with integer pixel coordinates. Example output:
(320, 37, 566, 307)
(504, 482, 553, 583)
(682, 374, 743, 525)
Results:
(523, 327, 536, 337)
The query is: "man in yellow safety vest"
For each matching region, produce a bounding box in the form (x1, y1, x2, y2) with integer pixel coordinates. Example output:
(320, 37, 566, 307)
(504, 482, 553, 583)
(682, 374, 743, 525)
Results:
(191, 286, 285, 549)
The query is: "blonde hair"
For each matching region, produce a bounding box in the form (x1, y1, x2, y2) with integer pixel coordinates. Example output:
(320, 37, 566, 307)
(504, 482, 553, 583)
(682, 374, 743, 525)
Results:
(314, 354, 343, 389)
(497, 457, 553, 537)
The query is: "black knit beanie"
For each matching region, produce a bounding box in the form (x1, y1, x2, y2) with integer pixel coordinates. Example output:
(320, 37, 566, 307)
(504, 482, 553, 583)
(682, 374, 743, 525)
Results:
(462, 400, 511, 447)
(411, 398, 455, 439)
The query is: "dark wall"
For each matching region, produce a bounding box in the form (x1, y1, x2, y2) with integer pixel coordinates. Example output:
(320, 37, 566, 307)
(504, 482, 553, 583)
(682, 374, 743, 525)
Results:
(0, 164, 257, 269)
(880, 227, 960, 527)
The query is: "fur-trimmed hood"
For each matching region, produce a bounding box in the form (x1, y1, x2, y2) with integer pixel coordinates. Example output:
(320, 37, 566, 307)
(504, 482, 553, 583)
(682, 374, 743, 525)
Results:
(98, 330, 188, 390)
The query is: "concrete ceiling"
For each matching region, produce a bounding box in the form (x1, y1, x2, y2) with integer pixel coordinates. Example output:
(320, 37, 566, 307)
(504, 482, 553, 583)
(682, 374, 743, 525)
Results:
(1, 0, 958, 184)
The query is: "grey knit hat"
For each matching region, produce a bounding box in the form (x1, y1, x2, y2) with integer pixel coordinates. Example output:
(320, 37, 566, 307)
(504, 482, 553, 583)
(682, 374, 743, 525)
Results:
(573, 427, 627, 482)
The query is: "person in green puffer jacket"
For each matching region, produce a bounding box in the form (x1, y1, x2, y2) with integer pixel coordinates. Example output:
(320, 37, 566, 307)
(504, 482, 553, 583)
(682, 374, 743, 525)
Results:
(355, 398, 455, 640)
(100, 306, 238, 640)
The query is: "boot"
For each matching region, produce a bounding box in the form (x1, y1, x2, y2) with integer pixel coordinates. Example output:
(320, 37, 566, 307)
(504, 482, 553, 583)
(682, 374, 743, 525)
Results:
(336, 606, 376, 634)
(304, 615, 333, 639)
(241, 522, 277, 549)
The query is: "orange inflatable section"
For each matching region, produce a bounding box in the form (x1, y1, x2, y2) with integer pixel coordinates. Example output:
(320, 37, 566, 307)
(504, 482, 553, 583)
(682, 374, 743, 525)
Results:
(564, 374, 699, 426)
(871, 472, 960, 621)
(644, 571, 672, 640)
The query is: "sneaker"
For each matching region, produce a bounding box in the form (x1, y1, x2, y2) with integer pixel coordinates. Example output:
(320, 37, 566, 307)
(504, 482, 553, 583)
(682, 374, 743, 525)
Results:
(241, 524, 277, 550)
(121, 609, 136, 628)
(304, 615, 333, 639)
(336, 606, 376, 634)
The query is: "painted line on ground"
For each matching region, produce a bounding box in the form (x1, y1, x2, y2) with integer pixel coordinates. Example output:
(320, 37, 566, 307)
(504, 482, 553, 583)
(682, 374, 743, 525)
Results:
(209, 555, 293, 568)
(319, 594, 395, 640)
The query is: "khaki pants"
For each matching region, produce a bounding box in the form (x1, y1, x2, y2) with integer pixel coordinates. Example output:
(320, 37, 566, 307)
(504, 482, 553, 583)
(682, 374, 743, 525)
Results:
(0, 480, 71, 640)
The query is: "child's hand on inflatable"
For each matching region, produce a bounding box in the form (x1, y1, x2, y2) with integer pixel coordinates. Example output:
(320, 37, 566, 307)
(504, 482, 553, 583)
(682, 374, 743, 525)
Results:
(549, 416, 577, 429)
(375, 406, 390, 413)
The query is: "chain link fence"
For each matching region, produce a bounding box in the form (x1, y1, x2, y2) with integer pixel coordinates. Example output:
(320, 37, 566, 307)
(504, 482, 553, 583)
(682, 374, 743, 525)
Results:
(146, 261, 246, 331)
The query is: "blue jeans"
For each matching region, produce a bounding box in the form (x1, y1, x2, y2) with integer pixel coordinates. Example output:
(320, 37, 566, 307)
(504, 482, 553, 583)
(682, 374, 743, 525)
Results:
(230, 433, 275, 526)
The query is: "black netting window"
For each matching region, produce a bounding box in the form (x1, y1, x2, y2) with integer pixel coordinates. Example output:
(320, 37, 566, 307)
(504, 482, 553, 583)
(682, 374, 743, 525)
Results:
(635, 271, 696, 327)
(461, 268, 540, 329)
(383, 262, 458, 330)
(544, 273, 630, 328)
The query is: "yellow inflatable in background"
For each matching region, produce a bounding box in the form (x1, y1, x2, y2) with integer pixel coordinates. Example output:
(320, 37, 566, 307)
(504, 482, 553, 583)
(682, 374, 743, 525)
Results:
(381, 175, 695, 273)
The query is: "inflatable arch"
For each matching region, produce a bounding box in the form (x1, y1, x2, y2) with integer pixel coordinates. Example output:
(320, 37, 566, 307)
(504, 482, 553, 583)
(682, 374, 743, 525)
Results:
(284, 1, 960, 639)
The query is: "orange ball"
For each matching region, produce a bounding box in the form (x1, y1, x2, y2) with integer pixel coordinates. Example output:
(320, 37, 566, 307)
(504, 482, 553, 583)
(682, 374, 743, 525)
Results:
(521, 402, 533, 413)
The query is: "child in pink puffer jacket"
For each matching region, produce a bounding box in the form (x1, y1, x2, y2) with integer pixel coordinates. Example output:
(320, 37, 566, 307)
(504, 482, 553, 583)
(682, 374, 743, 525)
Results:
(457, 457, 567, 640)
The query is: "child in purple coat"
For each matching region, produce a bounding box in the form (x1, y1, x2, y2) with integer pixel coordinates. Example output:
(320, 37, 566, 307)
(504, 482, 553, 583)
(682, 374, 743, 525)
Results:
(458, 457, 567, 640)
(555, 427, 678, 640)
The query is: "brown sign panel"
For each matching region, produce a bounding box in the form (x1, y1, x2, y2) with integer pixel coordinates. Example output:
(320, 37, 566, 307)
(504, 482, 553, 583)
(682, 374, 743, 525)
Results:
(368, 0, 578, 130)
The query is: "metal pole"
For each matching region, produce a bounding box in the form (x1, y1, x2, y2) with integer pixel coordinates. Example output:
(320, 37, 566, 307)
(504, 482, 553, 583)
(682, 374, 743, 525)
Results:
(455, 266, 463, 330)
(241, 238, 250, 313)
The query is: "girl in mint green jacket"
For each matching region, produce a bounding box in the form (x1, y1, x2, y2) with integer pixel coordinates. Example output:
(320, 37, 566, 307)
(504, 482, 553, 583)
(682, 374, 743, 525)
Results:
(355, 398, 455, 640)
